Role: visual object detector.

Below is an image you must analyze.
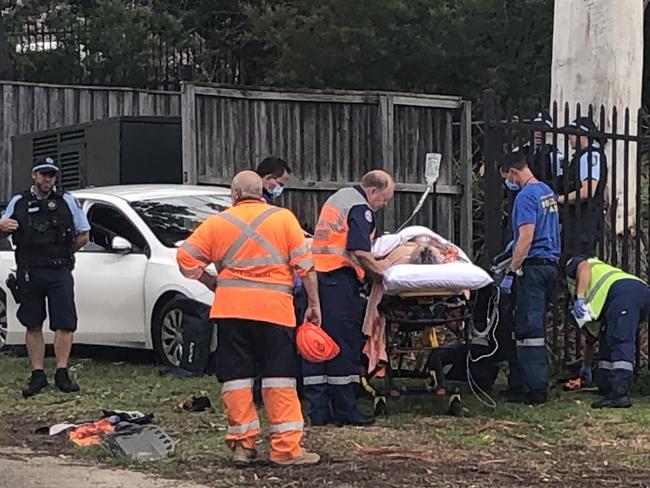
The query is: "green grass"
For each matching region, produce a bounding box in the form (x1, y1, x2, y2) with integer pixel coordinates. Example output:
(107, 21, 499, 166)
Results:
(2, 353, 650, 486)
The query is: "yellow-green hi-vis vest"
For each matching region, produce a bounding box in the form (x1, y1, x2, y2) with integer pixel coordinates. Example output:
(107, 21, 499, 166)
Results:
(567, 258, 644, 338)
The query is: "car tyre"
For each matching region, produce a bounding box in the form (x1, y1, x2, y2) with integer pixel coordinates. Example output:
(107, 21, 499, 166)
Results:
(152, 295, 186, 367)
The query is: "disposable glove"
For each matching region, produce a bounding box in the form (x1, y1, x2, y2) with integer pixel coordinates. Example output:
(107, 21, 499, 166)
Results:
(499, 275, 513, 295)
(579, 364, 592, 385)
(572, 298, 588, 320)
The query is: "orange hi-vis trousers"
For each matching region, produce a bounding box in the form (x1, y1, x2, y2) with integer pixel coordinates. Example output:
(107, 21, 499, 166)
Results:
(217, 319, 304, 462)
(221, 377, 303, 462)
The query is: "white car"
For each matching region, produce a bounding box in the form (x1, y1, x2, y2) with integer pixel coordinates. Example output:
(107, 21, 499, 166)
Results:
(0, 184, 232, 366)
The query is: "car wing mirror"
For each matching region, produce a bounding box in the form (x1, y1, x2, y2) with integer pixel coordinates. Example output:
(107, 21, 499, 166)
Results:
(111, 236, 133, 253)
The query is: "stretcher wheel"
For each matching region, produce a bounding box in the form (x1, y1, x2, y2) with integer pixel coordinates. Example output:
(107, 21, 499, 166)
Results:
(448, 394, 462, 416)
(373, 397, 387, 416)
(447, 386, 462, 416)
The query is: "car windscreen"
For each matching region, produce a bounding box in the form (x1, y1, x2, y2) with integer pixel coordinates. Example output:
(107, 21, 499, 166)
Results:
(130, 194, 230, 248)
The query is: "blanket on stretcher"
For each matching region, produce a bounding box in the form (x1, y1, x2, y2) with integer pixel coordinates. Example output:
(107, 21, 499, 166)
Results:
(362, 226, 492, 375)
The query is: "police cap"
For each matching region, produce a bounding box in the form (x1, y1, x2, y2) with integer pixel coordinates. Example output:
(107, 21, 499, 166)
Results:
(32, 156, 59, 174)
(531, 110, 553, 129)
(565, 116, 598, 133)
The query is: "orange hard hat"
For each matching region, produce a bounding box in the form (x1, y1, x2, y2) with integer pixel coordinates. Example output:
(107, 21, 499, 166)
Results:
(296, 323, 340, 363)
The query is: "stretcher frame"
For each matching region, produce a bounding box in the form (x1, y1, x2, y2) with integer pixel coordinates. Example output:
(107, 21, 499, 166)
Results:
(362, 287, 475, 416)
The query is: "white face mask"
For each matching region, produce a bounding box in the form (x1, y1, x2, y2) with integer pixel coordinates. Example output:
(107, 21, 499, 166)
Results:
(505, 179, 520, 191)
(271, 185, 284, 198)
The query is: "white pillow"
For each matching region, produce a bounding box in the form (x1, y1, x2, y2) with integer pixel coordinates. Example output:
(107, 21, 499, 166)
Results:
(382, 262, 493, 295)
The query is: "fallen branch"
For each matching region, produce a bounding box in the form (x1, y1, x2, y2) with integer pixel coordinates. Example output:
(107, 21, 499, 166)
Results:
(478, 459, 508, 466)
(352, 442, 440, 464)
(470, 419, 523, 434)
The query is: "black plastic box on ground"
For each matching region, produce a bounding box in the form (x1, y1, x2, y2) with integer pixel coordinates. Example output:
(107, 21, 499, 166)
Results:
(11, 116, 182, 193)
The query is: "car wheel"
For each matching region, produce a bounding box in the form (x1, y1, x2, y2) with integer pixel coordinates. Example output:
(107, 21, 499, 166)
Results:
(152, 296, 185, 367)
(0, 289, 7, 350)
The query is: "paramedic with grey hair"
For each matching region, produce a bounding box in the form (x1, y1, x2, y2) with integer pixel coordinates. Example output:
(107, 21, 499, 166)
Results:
(304, 170, 394, 426)
(499, 151, 560, 405)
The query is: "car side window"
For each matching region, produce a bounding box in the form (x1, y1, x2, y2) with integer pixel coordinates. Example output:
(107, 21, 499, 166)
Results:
(85, 203, 147, 253)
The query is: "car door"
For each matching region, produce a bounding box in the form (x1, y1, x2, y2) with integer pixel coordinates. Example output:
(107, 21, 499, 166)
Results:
(73, 200, 148, 346)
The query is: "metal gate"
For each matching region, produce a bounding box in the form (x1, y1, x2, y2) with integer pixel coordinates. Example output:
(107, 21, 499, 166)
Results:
(481, 90, 650, 367)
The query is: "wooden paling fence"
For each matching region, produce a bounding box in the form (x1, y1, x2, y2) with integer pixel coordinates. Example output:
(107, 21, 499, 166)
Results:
(181, 83, 473, 252)
(0, 80, 474, 255)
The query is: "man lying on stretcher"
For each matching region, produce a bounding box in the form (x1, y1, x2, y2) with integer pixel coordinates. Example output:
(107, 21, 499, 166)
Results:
(362, 229, 481, 379)
(380, 235, 464, 268)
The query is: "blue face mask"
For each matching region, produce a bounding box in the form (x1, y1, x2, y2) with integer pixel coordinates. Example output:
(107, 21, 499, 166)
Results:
(505, 179, 520, 191)
(271, 185, 284, 199)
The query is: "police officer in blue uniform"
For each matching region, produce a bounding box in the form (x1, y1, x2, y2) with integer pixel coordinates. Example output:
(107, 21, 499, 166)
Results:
(499, 151, 560, 404)
(528, 111, 564, 191)
(558, 117, 607, 257)
(255, 157, 292, 204)
(0, 157, 90, 397)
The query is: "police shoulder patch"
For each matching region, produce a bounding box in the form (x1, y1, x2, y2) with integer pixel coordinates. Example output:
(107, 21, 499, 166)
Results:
(582, 152, 600, 166)
(364, 209, 373, 223)
(590, 152, 600, 166)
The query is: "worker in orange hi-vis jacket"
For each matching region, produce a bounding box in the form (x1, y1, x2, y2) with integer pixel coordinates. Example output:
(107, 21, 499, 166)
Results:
(304, 170, 394, 426)
(176, 170, 321, 467)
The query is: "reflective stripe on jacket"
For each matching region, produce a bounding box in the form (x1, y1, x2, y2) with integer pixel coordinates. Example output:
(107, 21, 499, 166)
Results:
(311, 187, 373, 281)
(568, 257, 644, 321)
(176, 200, 313, 327)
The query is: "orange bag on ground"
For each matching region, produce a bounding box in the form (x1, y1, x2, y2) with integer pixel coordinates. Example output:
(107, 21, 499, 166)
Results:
(68, 419, 115, 447)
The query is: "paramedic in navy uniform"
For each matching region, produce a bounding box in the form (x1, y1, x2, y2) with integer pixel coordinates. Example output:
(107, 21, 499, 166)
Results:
(255, 157, 292, 204)
(0, 157, 90, 398)
(499, 151, 560, 405)
(305, 170, 394, 426)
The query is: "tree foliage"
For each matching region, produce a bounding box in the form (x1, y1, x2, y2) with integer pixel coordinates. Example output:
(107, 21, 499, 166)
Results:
(244, 0, 553, 104)
(0, 0, 572, 105)
(5, 0, 186, 87)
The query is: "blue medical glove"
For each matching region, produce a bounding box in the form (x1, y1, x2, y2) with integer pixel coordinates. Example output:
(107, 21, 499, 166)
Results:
(499, 275, 513, 295)
(293, 275, 303, 289)
(572, 298, 587, 320)
(579, 364, 592, 385)
(505, 240, 514, 253)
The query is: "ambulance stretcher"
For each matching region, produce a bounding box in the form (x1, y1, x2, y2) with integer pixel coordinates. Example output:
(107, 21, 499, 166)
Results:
(361, 227, 493, 416)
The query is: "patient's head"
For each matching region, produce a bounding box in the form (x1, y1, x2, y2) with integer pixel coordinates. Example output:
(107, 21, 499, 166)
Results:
(410, 245, 441, 264)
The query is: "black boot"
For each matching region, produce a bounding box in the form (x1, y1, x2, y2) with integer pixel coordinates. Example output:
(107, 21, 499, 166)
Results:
(500, 388, 527, 403)
(54, 368, 80, 393)
(22, 369, 48, 398)
(597, 384, 613, 396)
(526, 392, 548, 405)
(591, 392, 631, 409)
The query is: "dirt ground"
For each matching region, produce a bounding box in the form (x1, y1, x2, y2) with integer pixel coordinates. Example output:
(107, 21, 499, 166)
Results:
(3, 354, 650, 488)
(3, 413, 650, 488)
(0, 447, 210, 488)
